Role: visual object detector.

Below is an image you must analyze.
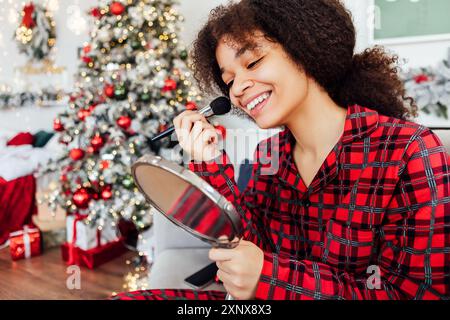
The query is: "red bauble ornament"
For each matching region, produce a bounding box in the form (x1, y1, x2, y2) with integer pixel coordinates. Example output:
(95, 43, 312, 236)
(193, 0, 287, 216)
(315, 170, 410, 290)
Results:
(414, 74, 430, 84)
(159, 123, 168, 133)
(101, 186, 113, 200)
(53, 118, 64, 132)
(215, 125, 227, 139)
(69, 148, 85, 161)
(186, 102, 197, 111)
(91, 192, 100, 201)
(88, 104, 97, 112)
(83, 45, 91, 54)
(117, 116, 132, 130)
(87, 146, 95, 154)
(63, 165, 73, 175)
(77, 109, 91, 121)
(72, 188, 91, 209)
(104, 84, 115, 98)
(162, 78, 177, 92)
(90, 135, 104, 152)
(21, 3, 36, 29)
(100, 160, 110, 170)
(60, 174, 68, 182)
(82, 56, 93, 64)
(91, 7, 102, 18)
(110, 2, 125, 15)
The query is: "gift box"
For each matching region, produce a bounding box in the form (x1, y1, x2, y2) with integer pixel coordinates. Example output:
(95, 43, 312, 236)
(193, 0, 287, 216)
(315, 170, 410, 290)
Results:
(61, 238, 127, 269)
(61, 214, 127, 269)
(65, 214, 119, 250)
(9, 225, 42, 260)
(33, 188, 67, 251)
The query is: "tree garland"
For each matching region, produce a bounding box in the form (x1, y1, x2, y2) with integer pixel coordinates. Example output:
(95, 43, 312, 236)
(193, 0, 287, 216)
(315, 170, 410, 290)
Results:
(0, 88, 67, 110)
(14, 2, 57, 61)
(403, 50, 450, 120)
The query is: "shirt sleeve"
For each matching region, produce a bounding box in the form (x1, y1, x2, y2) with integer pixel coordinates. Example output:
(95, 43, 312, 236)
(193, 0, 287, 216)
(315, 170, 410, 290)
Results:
(188, 148, 271, 250)
(255, 128, 450, 300)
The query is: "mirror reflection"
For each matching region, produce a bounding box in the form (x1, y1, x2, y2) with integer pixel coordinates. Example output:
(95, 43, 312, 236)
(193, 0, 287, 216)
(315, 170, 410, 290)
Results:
(133, 164, 235, 242)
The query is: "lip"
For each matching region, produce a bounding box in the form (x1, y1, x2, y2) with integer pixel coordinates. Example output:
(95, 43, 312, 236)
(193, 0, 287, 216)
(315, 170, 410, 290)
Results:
(249, 92, 271, 117)
(241, 91, 272, 109)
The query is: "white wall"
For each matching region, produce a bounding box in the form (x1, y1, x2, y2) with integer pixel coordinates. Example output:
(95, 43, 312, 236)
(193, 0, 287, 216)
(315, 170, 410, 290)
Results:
(0, 0, 449, 131)
(2, 0, 449, 89)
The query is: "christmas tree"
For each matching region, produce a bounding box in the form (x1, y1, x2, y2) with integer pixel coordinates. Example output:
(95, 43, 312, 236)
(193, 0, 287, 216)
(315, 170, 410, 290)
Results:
(42, 0, 202, 231)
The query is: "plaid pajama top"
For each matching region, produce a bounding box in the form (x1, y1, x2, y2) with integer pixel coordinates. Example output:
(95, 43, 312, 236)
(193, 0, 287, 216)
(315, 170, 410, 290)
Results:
(189, 104, 450, 300)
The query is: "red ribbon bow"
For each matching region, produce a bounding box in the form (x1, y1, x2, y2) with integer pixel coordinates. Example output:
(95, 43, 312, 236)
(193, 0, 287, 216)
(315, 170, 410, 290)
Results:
(66, 214, 101, 268)
(22, 3, 36, 29)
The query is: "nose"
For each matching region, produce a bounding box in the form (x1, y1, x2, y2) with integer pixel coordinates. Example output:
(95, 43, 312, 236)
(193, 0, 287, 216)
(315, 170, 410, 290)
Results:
(230, 74, 254, 100)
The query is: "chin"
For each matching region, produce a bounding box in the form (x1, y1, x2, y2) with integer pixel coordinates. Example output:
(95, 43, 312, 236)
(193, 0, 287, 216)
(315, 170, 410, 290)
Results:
(255, 117, 282, 130)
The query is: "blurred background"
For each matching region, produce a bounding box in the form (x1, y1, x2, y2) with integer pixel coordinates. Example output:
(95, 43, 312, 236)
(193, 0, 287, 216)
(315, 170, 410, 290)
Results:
(0, 0, 449, 299)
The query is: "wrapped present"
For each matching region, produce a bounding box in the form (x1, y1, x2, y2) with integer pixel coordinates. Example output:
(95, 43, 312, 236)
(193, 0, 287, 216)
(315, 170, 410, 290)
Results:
(33, 188, 66, 251)
(61, 214, 127, 269)
(66, 214, 119, 250)
(61, 239, 127, 269)
(9, 225, 41, 260)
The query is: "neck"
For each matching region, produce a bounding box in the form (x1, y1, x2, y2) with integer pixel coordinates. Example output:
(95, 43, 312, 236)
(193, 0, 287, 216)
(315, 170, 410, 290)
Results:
(285, 81, 347, 159)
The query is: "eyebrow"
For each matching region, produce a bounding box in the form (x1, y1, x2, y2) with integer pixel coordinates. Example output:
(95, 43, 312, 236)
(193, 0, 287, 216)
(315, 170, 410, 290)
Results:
(220, 43, 259, 75)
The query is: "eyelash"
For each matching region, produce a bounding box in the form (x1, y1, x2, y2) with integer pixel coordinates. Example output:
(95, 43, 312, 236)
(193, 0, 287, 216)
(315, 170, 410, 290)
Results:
(226, 57, 263, 89)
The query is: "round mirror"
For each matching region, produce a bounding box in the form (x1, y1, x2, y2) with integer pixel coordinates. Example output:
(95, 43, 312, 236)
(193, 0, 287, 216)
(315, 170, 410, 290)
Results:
(132, 154, 243, 249)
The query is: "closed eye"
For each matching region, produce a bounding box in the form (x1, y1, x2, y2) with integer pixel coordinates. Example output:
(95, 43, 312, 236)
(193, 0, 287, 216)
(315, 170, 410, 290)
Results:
(226, 57, 264, 90)
(248, 57, 263, 69)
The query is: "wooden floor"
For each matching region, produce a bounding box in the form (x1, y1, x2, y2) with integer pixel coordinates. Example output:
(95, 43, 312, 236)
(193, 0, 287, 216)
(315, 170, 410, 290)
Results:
(0, 246, 139, 300)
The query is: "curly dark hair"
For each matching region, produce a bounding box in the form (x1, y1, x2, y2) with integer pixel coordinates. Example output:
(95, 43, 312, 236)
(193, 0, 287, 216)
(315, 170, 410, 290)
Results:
(190, 0, 417, 120)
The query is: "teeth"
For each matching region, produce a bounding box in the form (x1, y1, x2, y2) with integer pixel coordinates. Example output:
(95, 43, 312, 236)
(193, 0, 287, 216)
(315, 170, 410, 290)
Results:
(246, 92, 270, 111)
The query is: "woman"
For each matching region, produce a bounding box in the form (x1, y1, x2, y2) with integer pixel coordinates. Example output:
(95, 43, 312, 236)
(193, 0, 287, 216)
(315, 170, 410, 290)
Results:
(115, 0, 449, 300)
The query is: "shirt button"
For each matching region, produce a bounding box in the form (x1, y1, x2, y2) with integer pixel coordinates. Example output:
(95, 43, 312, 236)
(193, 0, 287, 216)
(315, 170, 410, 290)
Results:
(304, 199, 311, 208)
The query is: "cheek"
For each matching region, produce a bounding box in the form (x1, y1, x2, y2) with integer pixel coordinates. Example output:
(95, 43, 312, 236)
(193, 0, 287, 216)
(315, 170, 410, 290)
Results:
(275, 68, 308, 109)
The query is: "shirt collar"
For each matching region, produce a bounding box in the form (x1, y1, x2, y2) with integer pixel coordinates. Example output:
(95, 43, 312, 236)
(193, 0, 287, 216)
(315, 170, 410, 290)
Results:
(276, 105, 379, 197)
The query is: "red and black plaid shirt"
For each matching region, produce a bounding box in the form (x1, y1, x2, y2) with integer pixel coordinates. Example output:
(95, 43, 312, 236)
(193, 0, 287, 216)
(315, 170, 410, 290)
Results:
(188, 104, 450, 300)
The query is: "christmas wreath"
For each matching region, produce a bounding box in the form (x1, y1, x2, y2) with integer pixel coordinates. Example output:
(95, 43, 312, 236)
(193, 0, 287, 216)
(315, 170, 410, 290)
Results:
(14, 2, 56, 61)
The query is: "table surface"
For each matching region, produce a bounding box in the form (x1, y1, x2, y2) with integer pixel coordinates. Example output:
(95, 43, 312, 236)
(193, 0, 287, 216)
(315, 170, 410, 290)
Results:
(0, 246, 138, 300)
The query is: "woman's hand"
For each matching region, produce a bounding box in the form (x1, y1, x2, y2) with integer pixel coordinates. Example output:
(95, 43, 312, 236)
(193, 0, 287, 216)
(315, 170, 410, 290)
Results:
(209, 240, 264, 300)
(173, 110, 222, 162)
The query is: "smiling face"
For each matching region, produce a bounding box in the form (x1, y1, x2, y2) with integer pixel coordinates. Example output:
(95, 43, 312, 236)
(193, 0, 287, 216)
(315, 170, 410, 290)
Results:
(216, 32, 311, 129)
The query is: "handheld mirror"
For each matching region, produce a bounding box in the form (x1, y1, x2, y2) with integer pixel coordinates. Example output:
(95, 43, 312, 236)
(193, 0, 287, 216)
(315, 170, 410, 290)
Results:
(132, 154, 243, 249)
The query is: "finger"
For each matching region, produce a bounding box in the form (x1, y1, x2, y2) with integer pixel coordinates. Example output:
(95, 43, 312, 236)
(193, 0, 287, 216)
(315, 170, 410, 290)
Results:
(174, 112, 201, 142)
(180, 113, 208, 134)
(173, 115, 182, 141)
(185, 121, 204, 153)
(178, 115, 201, 144)
(200, 128, 219, 145)
(173, 111, 195, 132)
(216, 261, 234, 274)
(217, 269, 233, 284)
(209, 247, 234, 261)
(220, 278, 242, 300)
(190, 120, 204, 143)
